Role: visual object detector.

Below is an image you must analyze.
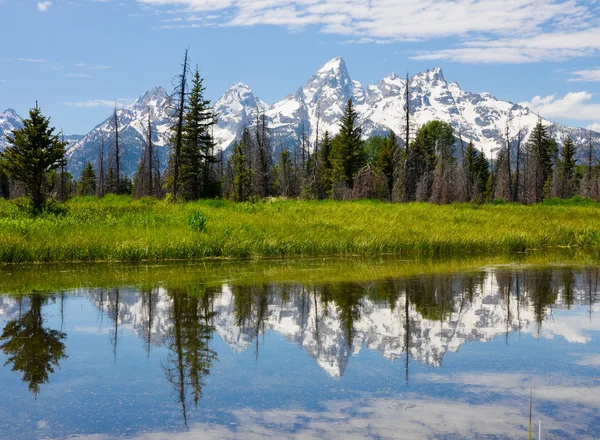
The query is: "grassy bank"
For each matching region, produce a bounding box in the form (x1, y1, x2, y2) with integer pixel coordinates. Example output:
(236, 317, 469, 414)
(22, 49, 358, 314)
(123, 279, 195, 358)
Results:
(1, 195, 600, 263)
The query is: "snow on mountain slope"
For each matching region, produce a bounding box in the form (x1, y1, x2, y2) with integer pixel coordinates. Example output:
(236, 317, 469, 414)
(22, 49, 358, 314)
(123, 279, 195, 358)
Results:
(66, 86, 173, 178)
(2, 270, 588, 379)
(4, 57, 599, 176)
(0, 109, 24, 150)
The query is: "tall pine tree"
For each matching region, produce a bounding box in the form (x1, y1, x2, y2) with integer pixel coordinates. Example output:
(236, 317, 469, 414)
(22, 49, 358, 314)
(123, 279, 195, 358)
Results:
(0, 104, 67, 209)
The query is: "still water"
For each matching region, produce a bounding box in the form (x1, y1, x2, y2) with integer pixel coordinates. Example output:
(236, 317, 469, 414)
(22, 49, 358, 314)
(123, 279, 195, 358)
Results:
(0, 262, 599, 439)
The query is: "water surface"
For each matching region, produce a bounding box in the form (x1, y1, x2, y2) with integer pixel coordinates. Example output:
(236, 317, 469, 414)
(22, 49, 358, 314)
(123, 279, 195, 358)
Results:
(0, 261, 599, 439)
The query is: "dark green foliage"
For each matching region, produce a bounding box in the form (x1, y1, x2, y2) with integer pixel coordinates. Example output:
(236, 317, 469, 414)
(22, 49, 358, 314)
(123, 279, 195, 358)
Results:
(187, 211, 207, 232)
(0, 295, 67, 397)
(231, 129, 252, 202)
(0, 104, 67, 209)
(0, 169, 9, 199)
(79, 162, 97, 196)
(407, 120, 455, 202)
(180, 67, 218, 200)
(557, 137, 577, 198)
(331, 99, 364, 187)
(525, 120, 556, 203)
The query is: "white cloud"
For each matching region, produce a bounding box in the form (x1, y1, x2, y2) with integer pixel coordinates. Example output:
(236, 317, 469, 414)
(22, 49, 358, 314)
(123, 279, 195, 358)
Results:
(588, 123, 600, 132)
(65, 99, 131, 108)
(569, 68, 600, 82)
(520, 91, 600, 121)
(75, 63, 113, 70)
(139, 0, 600, 63)
(66, 73, 94, 79)
(17, 58, 47, 63)
(37, 1, 52, 12)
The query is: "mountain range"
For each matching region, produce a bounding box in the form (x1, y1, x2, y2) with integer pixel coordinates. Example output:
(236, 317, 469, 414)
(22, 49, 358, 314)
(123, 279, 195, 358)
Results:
(1, 56, 599, 178)
(0, 269, 595, 378)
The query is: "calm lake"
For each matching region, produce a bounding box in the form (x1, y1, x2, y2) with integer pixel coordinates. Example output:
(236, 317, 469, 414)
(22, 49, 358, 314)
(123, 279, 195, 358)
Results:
(0, 259, 599, 439)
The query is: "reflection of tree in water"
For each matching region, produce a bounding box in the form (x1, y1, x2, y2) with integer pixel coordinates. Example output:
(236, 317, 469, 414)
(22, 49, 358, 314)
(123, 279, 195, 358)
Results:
(0, 294, 67, 397)
(163, 286, 218, 426)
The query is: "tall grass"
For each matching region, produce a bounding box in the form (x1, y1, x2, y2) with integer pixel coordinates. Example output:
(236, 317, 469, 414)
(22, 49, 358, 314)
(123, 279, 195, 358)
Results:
(2, 195, 600, 263)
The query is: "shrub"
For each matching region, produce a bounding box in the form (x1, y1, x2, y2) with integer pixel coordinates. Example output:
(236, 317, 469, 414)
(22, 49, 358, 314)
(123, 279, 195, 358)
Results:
(187, 211, 207, 232)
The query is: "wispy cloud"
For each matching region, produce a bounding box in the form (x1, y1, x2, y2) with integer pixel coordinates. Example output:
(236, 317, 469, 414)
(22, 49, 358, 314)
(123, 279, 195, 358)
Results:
(17, 58, 47, 63)
(138, 0, 600, 63)
(75, 63, 113, 70)
(569, 68, 600, 82)
(520, 91, 600, 121)
(65, 99, 131, 108)
(37, 1, 52, 12)
(66, 73, 94, 79)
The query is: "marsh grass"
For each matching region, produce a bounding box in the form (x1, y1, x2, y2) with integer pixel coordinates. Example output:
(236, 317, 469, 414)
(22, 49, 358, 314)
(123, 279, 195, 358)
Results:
(2, 196, 600, 263)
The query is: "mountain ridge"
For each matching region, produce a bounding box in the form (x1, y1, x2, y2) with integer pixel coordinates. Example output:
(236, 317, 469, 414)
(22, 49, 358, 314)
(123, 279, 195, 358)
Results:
(1, 57, 599, 177)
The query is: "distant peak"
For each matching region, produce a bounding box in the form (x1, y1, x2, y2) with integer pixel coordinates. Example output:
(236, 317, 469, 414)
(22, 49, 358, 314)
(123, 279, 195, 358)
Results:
(133, 86, 169, 108)
(413, 67, 445, 83)
(227, 82, 252, 92)
(2, 108, 19, 117)
(317, 56, 347, 74)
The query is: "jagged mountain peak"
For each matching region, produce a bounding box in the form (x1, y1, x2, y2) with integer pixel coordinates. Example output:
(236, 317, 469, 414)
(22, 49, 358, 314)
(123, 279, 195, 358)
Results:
(413, 67, 446, 83)
(131, 86, 169, 108)
(316, 56, 347, 75)
(2, 108, 21, 118)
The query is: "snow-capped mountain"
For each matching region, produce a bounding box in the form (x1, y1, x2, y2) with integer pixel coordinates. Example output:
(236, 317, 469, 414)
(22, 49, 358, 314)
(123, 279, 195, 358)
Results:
(0, 109, 24, 150)
(4, 57, 600, 176)
(2, 269, 593, 379)
(67, 87, 173, 177)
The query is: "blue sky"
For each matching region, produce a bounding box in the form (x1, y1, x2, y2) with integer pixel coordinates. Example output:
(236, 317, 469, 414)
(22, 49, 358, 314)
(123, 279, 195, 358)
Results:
(0, 0, 599, 135)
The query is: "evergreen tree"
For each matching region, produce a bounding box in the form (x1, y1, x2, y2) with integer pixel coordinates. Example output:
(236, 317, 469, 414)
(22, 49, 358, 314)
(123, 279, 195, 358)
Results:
(375, 131, 396, 197)
(275, 149, 294, 197)
(0, 168, 9, 199)
(231, 128, 252, 202)
(78, 162, 96, 196)
(134, 114, 160, 199)
(0, 104, 67, 209)
(408, 120, 451, 202)
(579, 131, 595, 199)
(430, 121, 457, 204)
(556, 137, 577, 198)
(167, 49, 190, 200)
(180, 67, 217, 200)
(251, 112, 273, 198)
(525, 119, 555, 203)
(331, 99, 363, 188)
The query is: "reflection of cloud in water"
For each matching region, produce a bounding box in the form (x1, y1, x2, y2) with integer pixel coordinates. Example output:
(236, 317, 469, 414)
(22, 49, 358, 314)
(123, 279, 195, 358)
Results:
(525, 313, 600, 343)
(575, 354, 600, 367)
(63, 392, 597, 439)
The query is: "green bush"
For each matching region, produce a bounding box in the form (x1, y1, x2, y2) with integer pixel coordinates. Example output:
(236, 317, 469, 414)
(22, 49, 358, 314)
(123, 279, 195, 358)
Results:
(187, 211, 207, 232)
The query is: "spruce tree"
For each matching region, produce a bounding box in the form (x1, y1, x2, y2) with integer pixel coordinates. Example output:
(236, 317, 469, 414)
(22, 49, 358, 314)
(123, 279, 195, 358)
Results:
(525, 119, 555, 203)
(180, 67, 217, 200)
(79, 162, 97, 196)
(375, 131, 397, 197)
(331, 99, 363, 188)
(558, 137, 577, 198)
(0, 104, 67, 209)
(231, 129, 252, 202)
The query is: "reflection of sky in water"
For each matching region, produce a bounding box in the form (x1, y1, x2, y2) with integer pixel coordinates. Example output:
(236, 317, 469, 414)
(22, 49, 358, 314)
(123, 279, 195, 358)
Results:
(0, 268, 598, 439)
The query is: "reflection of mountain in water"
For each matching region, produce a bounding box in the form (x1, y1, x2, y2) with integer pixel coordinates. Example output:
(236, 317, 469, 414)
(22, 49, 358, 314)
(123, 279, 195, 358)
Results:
(1, 268, 598, 379)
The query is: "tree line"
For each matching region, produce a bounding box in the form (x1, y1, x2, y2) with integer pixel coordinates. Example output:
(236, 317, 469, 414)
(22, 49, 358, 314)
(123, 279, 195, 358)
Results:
(1, 51, 598, 209)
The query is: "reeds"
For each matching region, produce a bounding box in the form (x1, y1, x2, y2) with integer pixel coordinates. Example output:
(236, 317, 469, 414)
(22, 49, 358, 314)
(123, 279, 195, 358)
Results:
(1, 196, 600, 263)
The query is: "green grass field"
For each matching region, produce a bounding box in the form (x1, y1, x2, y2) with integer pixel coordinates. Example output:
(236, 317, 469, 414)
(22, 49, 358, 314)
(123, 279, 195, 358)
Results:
(1, 195, 600, 263)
